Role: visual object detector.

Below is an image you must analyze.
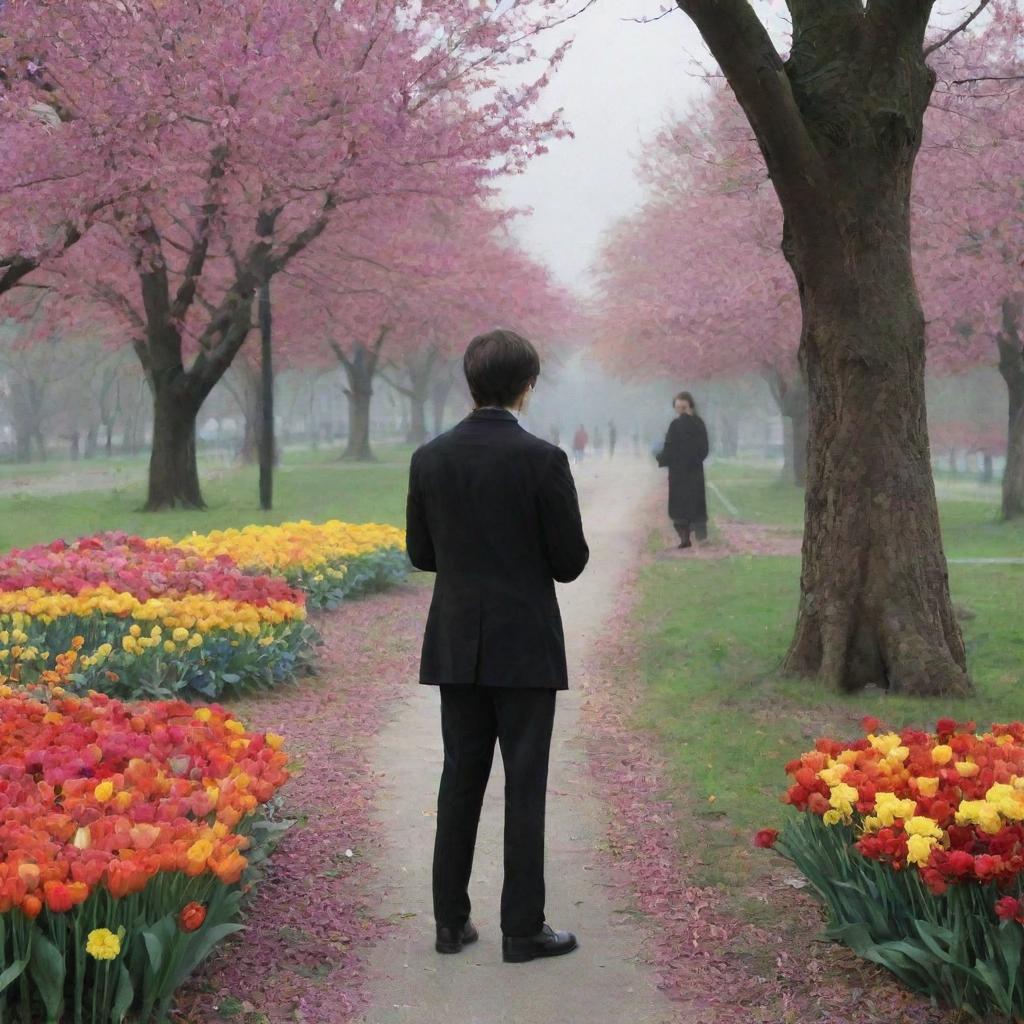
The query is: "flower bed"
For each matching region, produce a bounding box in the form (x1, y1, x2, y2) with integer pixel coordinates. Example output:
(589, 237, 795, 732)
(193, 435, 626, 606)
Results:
(762, 718, 1024, 1021)
(174, 520, 408, 609)
(0, 534, 313, 702)
(0, 522, 407, 702)
(0, 683, 289, 1023)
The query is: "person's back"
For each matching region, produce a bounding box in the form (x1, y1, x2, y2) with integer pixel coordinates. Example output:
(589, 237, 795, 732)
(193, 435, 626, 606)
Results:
(406, 328, 589, 965)
(409, 412, 588, 687)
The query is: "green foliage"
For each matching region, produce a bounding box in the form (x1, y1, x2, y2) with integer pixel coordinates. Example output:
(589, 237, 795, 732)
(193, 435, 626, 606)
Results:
(776, 815, 1024, 1020)
(287, 548, 410, 610)
(14, 617, 319, 703)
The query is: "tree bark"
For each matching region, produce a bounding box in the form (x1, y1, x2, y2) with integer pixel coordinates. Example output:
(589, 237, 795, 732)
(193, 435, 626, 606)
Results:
(344, 373, 374, 461)
(331, 329, 390, 462)
(146, 388, 204, 509)
(383, 347, 439, 445)
(676, 0, 970, 696)
(997, 300, 1024, 520)
(258, 280, 274, 511)
(784, 233, 969, 696)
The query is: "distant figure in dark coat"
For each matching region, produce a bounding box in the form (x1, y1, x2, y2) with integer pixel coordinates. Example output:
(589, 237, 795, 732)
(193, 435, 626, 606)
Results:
(406, 328, 589, 965)
(607, 421, 617, 459)
(656, 391, 709, 548)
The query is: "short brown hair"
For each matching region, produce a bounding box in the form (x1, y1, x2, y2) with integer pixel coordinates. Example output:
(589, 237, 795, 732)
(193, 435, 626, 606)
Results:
(674, 391, 697, 413)
(464, 329, 540, 408)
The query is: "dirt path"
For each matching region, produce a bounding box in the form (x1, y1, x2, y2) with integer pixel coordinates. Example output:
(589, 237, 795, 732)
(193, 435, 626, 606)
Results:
(357, 456, 677, 1024)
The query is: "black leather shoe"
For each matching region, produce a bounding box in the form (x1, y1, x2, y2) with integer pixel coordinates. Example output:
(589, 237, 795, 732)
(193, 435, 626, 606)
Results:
(435, 919, 479, 954)
(502, 924, 578, 963)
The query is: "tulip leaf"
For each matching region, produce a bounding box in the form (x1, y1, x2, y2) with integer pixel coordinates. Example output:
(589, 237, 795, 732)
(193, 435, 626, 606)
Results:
(997, 920, 1022, 1004)
(0, 955, 29, 995)
(110, 963, 134, 1024)
(972, 959, 1012, 1014)
(143, 929, 165, 977)
(913, 920, 962, 967)
(169, 923, 244, 991)
(28, 933, 65, 1024)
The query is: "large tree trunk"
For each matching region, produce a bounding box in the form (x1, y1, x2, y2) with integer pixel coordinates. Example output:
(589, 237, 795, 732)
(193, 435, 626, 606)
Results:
(783, 230, 969, 697)
(675, 0, 970, 696)
(997, 301, 1024, 520)
(146, 388, 204, 509)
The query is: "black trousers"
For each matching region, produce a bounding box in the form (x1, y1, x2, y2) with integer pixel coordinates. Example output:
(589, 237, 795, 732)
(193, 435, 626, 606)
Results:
(432, 685, 556, 938)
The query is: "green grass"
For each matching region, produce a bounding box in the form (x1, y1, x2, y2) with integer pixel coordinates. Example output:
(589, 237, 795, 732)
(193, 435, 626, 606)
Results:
(638, 556, 1024, 914)
(0, 446, 414, 552)
(636, 463, 1024, 915)
(706, 461, 1024, 559)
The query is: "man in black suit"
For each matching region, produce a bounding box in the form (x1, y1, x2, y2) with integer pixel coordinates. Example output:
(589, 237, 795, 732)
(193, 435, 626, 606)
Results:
(406, 329, 590, 964)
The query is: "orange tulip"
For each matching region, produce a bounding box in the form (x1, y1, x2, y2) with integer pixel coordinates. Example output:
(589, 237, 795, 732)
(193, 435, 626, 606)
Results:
(209, 850, 248, 885)
(178, 901, 207, 932)
(21, 894, 42, 919)
(43, 880, 89, 913)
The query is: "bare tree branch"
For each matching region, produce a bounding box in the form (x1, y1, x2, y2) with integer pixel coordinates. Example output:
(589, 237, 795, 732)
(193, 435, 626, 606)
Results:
(924, 0, 991, 57)
(674, 0, 829, 227)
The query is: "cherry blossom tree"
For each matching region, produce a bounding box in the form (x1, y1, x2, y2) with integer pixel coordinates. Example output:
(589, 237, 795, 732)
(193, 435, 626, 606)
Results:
(914, 8, 1024, 518)
(594, 83, 807, 481)
(286, 197, 573, 459)
(0, 0, 571, 507)
(380, 208, 574, 446)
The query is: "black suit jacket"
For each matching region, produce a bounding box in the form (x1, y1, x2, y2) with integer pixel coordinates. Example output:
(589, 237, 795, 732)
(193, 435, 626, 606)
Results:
(406, 408, 589, 689)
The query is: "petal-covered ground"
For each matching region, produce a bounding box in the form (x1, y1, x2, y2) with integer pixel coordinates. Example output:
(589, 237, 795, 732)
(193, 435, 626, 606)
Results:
(580, 570, 948, 1024)
(178, 582, 430, 1024)
(654, 519, 803, 560)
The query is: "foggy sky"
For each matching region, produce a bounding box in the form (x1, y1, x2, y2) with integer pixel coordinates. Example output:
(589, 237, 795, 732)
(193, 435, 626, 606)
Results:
(498, 0, 985, 297)
(498, 2, 709, 295)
